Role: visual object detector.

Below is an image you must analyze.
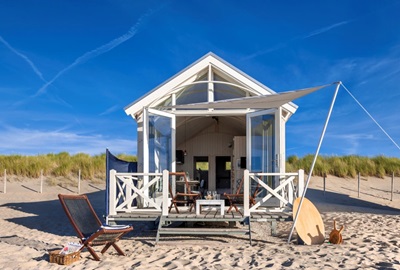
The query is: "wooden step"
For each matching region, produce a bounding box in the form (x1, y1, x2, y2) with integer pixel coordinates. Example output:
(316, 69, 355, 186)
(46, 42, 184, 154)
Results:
(158, 227, 249, 235)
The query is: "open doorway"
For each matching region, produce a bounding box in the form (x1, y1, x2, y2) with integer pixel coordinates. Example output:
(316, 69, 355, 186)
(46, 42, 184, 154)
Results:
(216, 156, 231, 194)
(194, 156, 208, 195)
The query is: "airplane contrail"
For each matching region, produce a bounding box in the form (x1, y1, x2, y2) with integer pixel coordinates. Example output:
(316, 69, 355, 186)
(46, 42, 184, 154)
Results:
(34, 9, 156, 97)
(302, 21, 349, 39)
(0, 35, 47, 82)
(243, 20, 350, 61)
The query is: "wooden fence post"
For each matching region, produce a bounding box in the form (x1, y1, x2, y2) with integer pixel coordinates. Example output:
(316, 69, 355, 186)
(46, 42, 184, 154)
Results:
(3, 169, 6, 194)
(391, 172, 394, 202)
(357, 172, 360, 198)
(298, 169, 304, 198)
(323, 173, 326, 196)
(78, 169, 81, 194)
(40, 169, 43, 193)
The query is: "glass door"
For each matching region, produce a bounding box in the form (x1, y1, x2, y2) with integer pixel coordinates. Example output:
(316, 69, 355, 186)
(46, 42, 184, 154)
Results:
(144, 108, 176, 174)
(246, 109, 280, 206)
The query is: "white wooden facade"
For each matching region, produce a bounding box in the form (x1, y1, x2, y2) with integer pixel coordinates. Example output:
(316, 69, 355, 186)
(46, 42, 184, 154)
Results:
(118, 52, 303, 218)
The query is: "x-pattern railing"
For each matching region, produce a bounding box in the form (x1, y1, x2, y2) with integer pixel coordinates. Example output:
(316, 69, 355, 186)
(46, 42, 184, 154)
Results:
(108, 169, 303, 217)
(249, 174, 296, 210)
(109, 170, 163, 215)
(243, 170, 304, 216)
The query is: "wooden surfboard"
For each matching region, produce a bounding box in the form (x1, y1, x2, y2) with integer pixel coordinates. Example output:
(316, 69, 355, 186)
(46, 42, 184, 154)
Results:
(293, 197, 325, 245)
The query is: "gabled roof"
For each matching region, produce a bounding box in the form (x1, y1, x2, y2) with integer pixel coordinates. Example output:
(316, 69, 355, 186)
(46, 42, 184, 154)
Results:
(124, 52, 297, 117)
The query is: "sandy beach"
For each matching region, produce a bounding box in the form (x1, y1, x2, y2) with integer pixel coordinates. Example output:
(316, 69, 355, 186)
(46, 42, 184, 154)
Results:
(0, 175, 399, 269)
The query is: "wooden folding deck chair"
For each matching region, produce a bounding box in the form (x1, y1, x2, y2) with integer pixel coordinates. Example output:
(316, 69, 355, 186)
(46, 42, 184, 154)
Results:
(168, 172, 201, 213)
(58, 194, 133, 261)
(223, 177, 259, 215)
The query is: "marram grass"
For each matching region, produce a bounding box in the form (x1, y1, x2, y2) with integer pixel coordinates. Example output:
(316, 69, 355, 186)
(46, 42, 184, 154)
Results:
(0, 153, 398, 181)
(0, 152, 137, 181)
(286, 154, 400, 178)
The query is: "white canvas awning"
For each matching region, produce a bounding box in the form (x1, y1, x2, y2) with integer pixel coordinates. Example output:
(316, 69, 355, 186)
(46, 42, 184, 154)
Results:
(165, 84, 332, 110)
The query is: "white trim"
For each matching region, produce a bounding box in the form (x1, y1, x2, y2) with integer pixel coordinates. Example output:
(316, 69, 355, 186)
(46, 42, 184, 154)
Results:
(143, 109, 149, 175)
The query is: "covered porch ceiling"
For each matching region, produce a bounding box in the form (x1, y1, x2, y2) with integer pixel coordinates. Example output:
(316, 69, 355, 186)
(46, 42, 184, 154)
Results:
(176, 115, 245, 146)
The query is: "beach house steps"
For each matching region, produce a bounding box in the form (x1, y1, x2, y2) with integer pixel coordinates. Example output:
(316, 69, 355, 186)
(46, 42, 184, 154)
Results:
(156, 215, 252, 244)
(107, 209, 293, 244)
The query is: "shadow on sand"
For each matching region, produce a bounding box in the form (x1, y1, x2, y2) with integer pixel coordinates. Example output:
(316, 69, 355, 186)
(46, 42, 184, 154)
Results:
(2, 187, 399, 239)
(306, 188, 400, 215)
(2, 190, 107, 236)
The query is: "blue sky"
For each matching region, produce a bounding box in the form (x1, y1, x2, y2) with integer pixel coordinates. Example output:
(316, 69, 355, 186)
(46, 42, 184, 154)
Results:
(1, 0, 400, 157)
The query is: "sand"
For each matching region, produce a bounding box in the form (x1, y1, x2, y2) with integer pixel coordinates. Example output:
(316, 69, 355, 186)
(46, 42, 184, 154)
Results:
(0, 175, 399, 269)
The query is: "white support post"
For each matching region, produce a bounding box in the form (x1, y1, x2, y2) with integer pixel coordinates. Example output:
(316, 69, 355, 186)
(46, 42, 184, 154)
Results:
(162, 170, 169, 216)
(109, 170, 117, 215)
(288, 176, 293, 205)
(298, 169, 304, 198)
(243, 170, 250, 217)
(78, 169, 81, 194)
(3, 169, 6, 194)
(126, 175, 133, 211)
(40, 169, 43, 193)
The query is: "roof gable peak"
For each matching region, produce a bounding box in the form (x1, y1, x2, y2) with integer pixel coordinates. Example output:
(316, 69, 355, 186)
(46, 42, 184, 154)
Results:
(125, 52, 276, 117)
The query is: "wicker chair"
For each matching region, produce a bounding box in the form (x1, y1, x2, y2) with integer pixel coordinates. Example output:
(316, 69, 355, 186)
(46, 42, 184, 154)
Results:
(58, 194, 133, 261)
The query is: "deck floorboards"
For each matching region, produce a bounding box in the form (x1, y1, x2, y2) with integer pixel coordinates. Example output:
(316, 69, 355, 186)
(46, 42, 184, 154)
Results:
(108, 208, 293, 223)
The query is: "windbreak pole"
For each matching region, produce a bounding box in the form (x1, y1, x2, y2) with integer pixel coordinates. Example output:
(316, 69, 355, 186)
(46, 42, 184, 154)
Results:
(287, 82, 341, 243)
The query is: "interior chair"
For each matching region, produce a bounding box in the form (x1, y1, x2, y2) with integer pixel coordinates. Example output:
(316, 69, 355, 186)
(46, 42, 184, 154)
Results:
(168, 172, 201, 213)
(58, 194, 133, 261)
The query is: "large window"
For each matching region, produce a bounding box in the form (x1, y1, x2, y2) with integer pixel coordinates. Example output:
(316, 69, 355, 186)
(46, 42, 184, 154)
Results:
(214, 74, 246, 101)
(175, 74, 208, 105)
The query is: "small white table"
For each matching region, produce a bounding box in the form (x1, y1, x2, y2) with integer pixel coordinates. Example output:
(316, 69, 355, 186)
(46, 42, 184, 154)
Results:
(196, 199, 225, 215)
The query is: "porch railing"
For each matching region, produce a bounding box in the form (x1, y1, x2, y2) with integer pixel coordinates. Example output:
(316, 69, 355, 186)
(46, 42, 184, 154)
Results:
(243, 169, 304, 216)
(108, 170, 166, 215)
(108, 169, 304, 217)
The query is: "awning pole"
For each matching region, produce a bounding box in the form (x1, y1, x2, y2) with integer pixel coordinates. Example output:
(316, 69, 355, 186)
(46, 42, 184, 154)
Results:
(287, 82, 341, 243)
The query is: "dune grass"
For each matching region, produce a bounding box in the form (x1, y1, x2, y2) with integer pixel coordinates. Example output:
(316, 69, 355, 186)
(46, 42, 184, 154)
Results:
(0, 152, 137, 181)
(0, 153, 398, 181)
(286, 154, 400, 178)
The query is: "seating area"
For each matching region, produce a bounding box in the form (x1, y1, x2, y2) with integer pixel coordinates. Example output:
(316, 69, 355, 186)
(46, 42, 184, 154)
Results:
(58, 194, 133, 261)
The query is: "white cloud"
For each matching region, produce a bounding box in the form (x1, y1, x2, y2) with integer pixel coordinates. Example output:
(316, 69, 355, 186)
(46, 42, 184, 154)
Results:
(0, 126, 137, 155)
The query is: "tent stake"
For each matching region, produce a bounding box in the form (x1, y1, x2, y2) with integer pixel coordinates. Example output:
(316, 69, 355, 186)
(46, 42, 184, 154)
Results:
(288, 82, 341, 243)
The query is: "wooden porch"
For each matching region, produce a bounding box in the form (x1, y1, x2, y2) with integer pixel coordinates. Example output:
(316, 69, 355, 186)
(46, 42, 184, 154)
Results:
(107, 169, 304, 243)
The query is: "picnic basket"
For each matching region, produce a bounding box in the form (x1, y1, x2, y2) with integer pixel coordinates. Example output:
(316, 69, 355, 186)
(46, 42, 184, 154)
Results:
(49, 250, 80, 265)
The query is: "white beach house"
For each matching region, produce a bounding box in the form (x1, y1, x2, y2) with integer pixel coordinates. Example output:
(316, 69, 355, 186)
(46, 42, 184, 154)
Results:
(124, 52, 299, 196)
